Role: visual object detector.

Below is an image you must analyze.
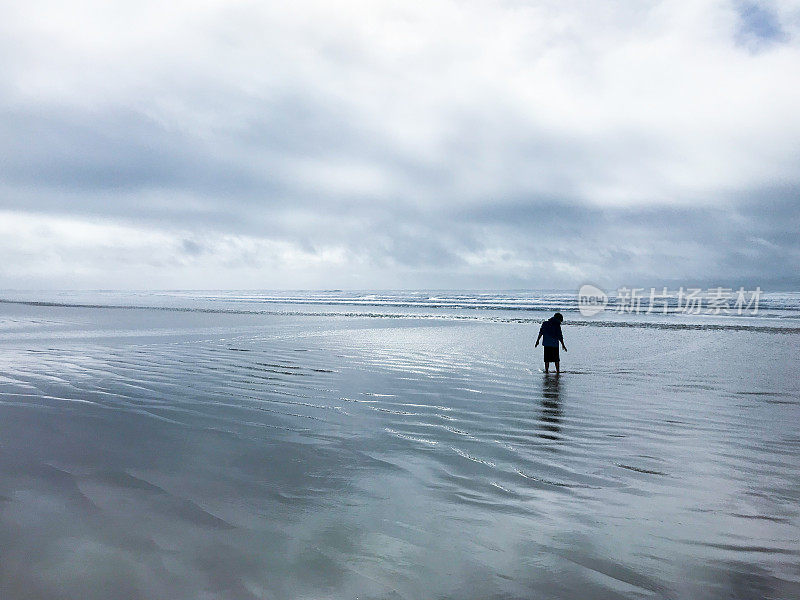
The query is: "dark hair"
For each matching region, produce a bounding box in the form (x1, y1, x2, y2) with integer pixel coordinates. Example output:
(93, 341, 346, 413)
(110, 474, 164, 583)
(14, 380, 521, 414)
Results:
(553, 312, 563, 322)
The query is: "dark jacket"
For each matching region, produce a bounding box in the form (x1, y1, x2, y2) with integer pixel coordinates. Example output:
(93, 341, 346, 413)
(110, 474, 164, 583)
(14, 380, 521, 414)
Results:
(539, 317, 563, 347)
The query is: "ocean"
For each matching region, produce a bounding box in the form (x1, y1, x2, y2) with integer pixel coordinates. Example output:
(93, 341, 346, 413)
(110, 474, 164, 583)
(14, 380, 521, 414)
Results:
(0, 290, 798, 599)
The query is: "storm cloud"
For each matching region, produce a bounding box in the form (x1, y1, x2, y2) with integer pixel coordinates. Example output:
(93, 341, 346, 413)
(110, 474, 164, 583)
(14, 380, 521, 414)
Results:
(1, 0, 798, 289)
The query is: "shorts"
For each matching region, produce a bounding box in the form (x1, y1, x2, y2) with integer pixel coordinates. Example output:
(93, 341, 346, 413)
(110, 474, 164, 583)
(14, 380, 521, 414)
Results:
(543, 346, 560, 363)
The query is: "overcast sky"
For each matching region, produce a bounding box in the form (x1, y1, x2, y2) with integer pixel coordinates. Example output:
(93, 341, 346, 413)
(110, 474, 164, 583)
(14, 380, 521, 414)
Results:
(1, 0, 798, 290)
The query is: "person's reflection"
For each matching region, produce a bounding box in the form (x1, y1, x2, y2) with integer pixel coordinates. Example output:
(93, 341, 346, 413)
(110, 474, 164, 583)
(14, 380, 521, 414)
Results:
(539, 374, 563, 443)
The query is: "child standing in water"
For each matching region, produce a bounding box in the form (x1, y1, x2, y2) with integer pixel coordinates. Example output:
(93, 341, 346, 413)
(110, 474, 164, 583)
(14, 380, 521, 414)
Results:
(535, 312, 567, 373)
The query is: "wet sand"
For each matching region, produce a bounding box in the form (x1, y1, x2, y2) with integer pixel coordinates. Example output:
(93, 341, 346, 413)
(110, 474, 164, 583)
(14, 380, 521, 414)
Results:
(0, 299, 798, 599)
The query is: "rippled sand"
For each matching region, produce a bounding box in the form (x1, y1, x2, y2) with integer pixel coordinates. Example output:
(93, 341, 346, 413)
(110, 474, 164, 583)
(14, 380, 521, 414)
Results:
(0, 302, 798, 599)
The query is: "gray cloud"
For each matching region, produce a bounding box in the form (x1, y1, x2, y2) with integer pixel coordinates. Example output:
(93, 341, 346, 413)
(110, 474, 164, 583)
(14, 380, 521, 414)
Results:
(0, 0, 798, 289)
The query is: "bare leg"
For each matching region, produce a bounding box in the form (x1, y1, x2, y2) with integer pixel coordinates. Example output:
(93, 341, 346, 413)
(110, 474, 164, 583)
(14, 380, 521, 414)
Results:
(544, 361, 550, 373)
(555, 361, 560, 374)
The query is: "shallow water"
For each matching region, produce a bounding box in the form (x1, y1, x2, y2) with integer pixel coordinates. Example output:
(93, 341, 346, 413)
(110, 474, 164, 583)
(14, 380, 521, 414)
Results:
(0, 295, 798, 599)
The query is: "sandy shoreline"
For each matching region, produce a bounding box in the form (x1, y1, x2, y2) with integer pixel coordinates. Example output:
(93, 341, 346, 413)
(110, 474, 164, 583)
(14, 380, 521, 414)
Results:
(0, 300, 798, 599)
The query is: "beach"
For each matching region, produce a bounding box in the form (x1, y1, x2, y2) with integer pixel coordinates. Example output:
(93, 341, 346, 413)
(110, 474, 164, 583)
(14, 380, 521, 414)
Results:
(0, 291, 798, 599)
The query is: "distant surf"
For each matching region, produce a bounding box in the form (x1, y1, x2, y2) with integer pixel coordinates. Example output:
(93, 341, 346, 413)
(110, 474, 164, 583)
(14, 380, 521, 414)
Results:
(1, 289, 799, 332)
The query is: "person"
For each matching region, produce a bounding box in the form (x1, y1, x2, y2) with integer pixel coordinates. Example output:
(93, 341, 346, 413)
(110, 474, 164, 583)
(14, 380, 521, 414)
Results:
(535, 312, 567, 373)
